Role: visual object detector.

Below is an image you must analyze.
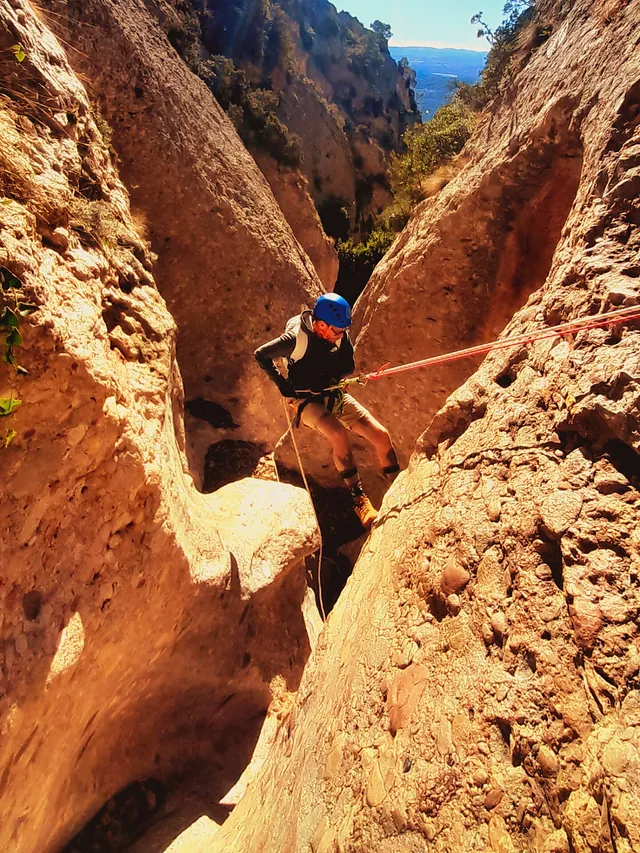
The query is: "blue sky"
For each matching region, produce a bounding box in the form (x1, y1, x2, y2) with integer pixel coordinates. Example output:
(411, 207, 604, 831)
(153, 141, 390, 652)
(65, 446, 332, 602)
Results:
(338, 0, 506, 50)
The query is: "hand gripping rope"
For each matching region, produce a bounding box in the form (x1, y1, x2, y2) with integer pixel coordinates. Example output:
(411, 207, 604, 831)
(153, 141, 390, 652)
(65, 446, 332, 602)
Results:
(329, 304, 640, 391)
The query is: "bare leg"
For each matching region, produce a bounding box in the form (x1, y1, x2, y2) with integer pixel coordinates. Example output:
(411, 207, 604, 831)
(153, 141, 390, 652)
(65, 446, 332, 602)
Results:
(314, 410, 379, 529)
(351, 413, 398, 471)
(314, 411, 359, 486)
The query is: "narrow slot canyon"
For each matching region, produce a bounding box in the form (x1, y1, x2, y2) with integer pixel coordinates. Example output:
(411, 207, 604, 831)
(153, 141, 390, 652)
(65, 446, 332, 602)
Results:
(1, 0, 640, 851)
(57, 112, 586, 853)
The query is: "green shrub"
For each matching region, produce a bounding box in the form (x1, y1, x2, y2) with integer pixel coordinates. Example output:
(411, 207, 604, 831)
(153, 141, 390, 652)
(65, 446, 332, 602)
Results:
(243, 89, 302, 166)
(165, 5, 301, 167)
(195, 56, 248, 111)
(336, 228, 395, 303)
(345, 30, 386, 79)
(389, 99, 474, 209)
(264, 8, 293, 73)
(370, 20, 392, 46)
(0, 265, 37, 448)
(468, 0, 537, 104)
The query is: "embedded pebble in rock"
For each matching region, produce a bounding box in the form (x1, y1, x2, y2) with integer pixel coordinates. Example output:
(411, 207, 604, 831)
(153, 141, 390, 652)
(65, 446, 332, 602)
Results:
(482, 622, 495, 644)
(473, 768, 488, 786)
(537, 745, 559, 777)
(395, 641, 419, 669)
(539, 491, 583, 539)
(488, 816, 516, 853)
(484, 789, 504, 810)
(495, 684, 509, 702)
(436, 716, 453, 756)
(391, 804, 407, 832)
(487, 498, 502, 522)
(48, 227, 70, 250)
(542, 830, 571, 853)
(490, 611, 507, 639)
(447, 594, 462, 615)
(601, 740, 634, 777)
(440, 560, 471, 596)
(593, 466, 629, 494)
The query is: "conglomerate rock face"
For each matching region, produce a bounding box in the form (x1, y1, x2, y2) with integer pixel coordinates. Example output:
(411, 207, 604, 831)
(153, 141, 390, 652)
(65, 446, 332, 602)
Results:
(0, 3, 320, 851)
(352, 19, 591, 471)
(209, 1, 640, 850)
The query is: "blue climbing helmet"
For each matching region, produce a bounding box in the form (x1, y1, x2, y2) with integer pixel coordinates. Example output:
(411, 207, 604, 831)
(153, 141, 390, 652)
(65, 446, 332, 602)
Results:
(313, 293, 352, 328)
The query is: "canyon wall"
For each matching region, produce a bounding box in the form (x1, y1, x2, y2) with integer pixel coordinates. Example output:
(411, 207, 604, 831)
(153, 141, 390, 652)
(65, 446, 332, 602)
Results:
(2, 0, 639, 849)
(193, 0, 418, 237)
(0, 2, 321, 850)
(37, 0, 327, 483)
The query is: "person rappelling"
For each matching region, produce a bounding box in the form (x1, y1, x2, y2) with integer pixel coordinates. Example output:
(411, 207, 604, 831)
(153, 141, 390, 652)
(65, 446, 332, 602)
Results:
(254, 293, 400, 530)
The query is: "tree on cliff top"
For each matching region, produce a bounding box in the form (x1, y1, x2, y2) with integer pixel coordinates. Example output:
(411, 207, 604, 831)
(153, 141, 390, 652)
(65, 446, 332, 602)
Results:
(370, 20, 392, 46)
(458, 0, 548, 106)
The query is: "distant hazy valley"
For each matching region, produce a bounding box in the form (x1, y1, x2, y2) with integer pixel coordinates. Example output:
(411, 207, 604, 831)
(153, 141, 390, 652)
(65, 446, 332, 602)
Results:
(389, 46, 487, 118)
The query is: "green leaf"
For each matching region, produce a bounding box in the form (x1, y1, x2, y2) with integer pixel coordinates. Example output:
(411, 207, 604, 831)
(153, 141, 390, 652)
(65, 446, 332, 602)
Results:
(18, 303, 38, 316)
(1, 199, 12, 207)
(5, 329, 22, 347)
(10, 44, 26, 63)
(0, 307, 19, 328)
(3, 350, 16, 366)
(0, 266, 22, 291)
(3, 429, 16, 447)
(0, 397, 21, 416)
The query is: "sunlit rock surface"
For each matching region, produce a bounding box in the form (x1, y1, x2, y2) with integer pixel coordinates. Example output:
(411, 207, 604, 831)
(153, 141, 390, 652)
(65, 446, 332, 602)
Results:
(210, 0, 640, 850)
(0, 3, 320, 851)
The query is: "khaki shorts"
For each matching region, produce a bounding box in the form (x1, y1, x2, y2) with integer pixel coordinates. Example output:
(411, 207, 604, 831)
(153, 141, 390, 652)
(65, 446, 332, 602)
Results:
(288, 392, 371, 431)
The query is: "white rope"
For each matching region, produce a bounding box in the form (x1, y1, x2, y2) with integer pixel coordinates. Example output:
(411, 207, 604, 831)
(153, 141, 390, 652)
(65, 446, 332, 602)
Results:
(274, 399, 326, 622)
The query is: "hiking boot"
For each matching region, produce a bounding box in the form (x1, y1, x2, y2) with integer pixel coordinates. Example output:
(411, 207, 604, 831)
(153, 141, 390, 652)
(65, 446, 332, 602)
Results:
(353, 492, 378, 530)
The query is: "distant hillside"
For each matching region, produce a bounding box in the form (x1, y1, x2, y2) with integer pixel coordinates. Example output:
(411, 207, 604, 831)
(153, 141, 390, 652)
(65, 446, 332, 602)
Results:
(390, 46, 487, 118)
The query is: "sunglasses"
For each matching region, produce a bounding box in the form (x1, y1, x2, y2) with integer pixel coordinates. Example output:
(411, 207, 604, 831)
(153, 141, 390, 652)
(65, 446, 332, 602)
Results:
(329, 325, 348, 335)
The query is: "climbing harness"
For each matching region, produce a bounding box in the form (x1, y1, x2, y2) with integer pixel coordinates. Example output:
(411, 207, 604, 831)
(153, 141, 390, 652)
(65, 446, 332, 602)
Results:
(292, 386, 345, 428)
(324, 304, 640, 391)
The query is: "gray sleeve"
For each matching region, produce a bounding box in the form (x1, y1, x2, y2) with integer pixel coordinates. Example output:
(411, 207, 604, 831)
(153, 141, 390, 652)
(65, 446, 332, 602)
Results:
(254, 331, 297, 381)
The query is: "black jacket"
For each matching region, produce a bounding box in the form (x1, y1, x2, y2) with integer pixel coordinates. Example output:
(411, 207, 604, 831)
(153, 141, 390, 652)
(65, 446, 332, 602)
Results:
(254, 310, 355, 394)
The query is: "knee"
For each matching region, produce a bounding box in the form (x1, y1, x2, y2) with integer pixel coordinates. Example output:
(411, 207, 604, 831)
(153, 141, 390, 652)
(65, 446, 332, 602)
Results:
(321, 415, 350, 450)
(332, 428, 351, 456)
